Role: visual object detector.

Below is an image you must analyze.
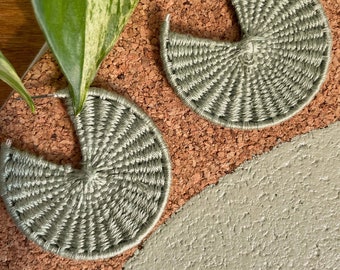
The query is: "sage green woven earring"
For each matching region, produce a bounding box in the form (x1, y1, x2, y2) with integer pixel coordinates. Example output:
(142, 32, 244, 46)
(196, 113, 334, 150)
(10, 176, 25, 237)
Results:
(160, 0, 332, 129)
(0, 88, 171, 260)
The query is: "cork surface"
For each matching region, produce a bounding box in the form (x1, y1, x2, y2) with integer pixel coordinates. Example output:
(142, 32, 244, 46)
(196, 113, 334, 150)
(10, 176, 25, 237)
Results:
(0, 0, 339, 269)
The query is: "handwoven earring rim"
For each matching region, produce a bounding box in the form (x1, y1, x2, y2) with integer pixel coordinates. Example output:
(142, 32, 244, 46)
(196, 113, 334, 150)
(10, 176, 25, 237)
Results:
(0, 88, 172, 260)
(160, 0, 332, 130)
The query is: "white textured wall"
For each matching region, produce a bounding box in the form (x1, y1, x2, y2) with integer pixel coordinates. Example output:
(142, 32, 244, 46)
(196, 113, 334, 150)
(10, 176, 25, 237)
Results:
(125, 122, 340, 270)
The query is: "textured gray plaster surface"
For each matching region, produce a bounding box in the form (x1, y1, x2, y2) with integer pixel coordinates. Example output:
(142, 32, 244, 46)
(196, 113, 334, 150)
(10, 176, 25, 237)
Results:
(125, 122, 340, 270)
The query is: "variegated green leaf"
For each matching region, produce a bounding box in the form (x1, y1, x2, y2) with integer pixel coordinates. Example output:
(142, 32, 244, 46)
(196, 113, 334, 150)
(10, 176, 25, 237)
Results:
(31, 0, 139, 114)
(0, 51, 35, 112)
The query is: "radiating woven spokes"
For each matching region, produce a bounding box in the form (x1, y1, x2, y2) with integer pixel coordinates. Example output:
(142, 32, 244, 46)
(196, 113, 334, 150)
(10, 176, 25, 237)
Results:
(161, 0, 332, 129)
(0, 88, 171, 259)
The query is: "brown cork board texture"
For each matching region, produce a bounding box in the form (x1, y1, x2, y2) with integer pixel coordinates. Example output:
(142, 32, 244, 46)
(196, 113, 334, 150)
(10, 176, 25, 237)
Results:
(0, 0, 339, 269)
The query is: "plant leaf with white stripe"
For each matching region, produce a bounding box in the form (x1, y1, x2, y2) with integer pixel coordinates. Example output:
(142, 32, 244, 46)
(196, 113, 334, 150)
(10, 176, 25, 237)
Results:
(31, 0, 139, 114)
(0, 51, 35, 112)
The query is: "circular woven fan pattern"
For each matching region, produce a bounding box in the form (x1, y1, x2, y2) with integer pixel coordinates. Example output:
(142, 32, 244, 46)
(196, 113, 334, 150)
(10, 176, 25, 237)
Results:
(161, 0, 332, 129)
(0, 88, 171, 259)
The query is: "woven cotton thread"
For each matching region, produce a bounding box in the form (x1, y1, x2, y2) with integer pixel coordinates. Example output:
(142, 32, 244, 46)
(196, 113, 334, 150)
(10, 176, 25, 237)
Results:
(0, 88, 171, 260)
(160, 0, 332, 129)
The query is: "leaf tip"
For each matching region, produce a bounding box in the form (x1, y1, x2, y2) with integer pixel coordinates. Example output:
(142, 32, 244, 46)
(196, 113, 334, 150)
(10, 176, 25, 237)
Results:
(30, 106, 36, 114)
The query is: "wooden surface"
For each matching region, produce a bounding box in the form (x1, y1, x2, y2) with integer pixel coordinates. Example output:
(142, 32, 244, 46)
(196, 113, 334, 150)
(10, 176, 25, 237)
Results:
(0, 0, 44, 106)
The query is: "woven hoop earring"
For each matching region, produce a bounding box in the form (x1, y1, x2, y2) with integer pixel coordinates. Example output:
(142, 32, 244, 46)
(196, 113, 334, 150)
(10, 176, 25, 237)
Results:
(0, 88, 171, 260)
(160, 0, 332, 129)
